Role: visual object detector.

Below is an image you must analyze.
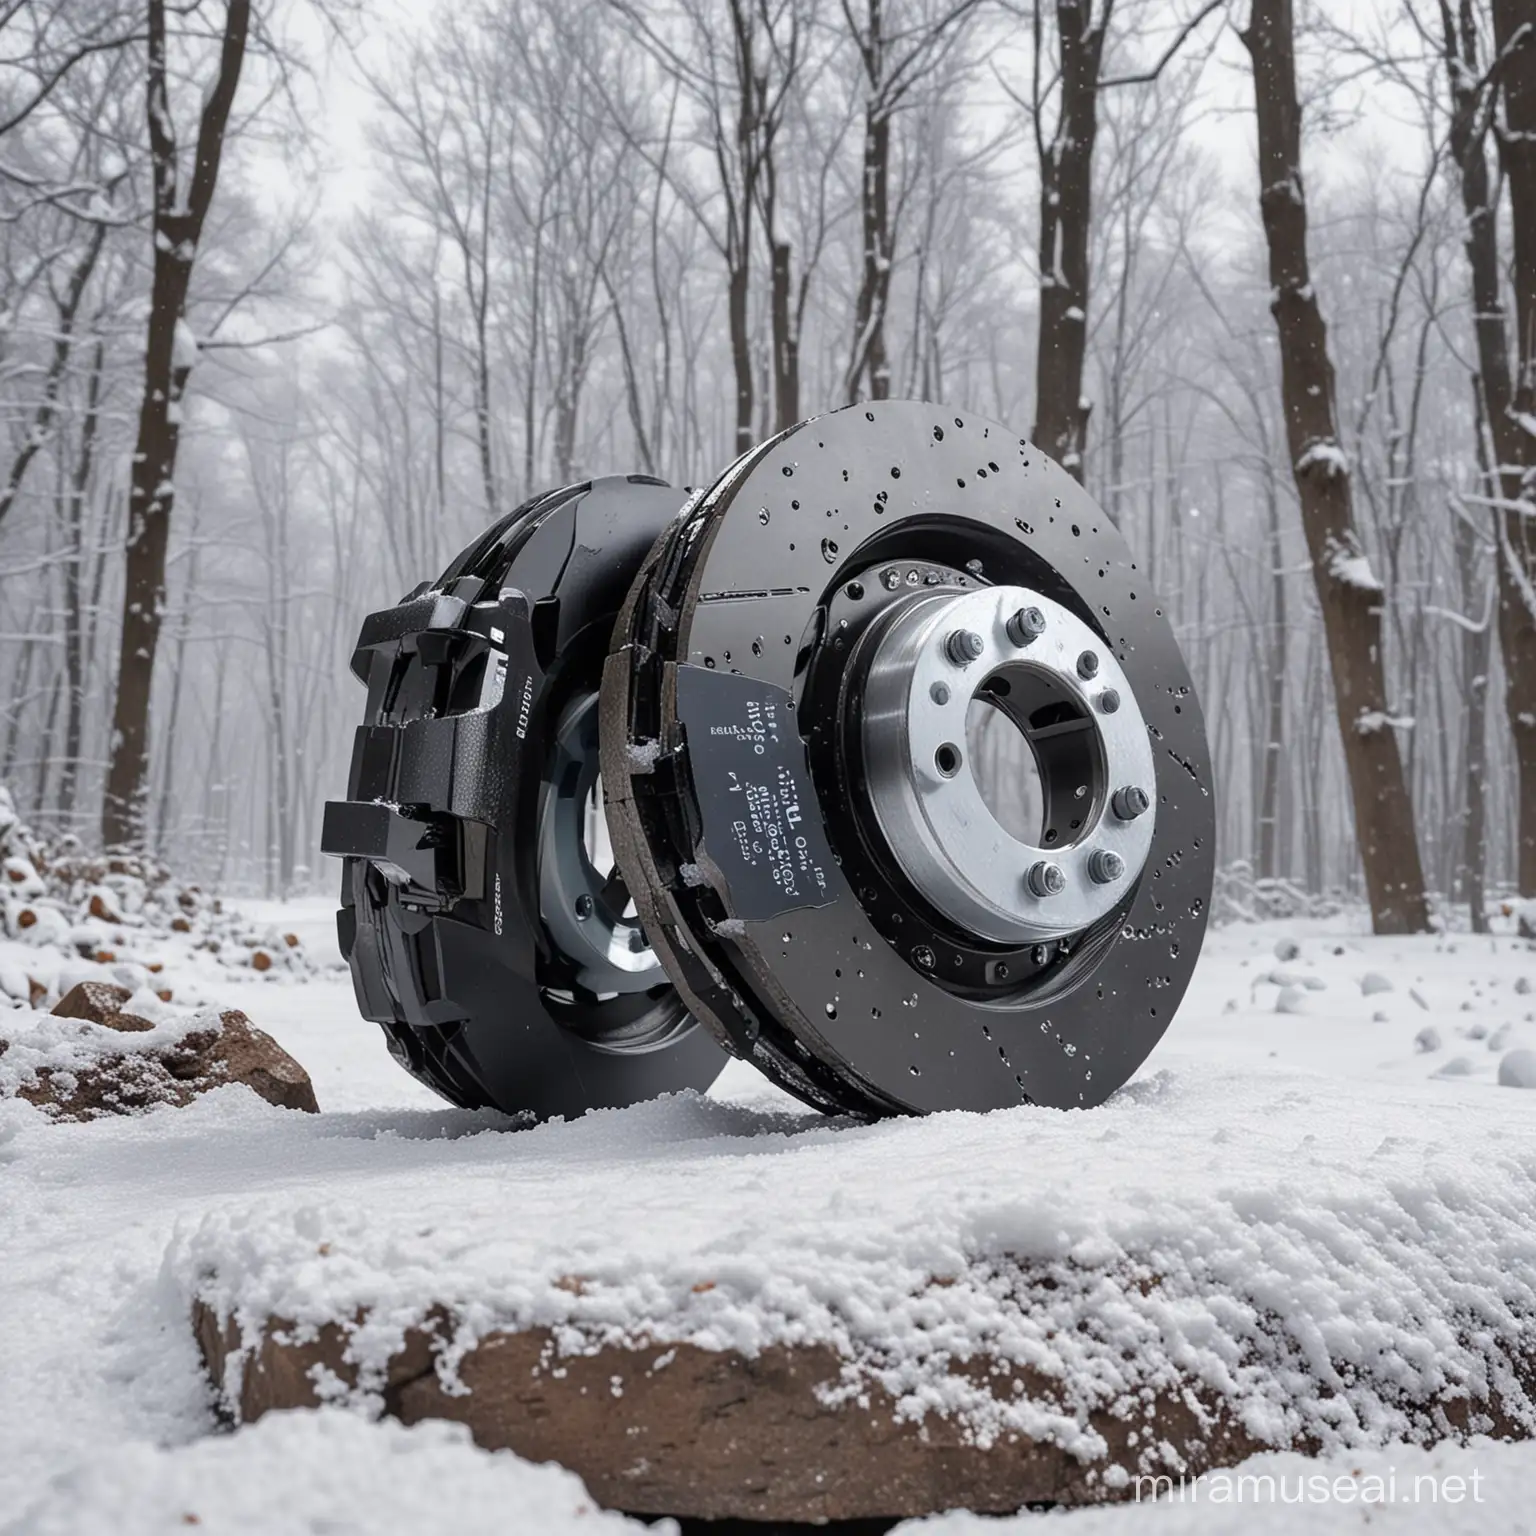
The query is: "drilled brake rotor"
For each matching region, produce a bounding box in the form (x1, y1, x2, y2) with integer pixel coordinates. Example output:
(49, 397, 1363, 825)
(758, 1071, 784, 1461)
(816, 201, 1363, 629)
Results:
(601, 401, 1215, 1115)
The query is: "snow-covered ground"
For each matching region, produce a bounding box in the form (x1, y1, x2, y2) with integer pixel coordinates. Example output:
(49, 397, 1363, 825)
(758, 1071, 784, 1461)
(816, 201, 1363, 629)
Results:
(4, 898, 1535, 1533)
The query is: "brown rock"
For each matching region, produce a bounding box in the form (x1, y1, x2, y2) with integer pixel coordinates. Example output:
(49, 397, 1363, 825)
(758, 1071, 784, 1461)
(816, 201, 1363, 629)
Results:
(250, 950, 272, 972)
(51, 980, 155, 1032)
(7, 1006, 318, 1120)
(190, 1293, 1536, 1525)
(204, 1010, 318, 1113)
(16, 908, 36, 929)
(283, 933, 300, 949)
(190, 1305, 1264, 1521)
(88, 892, 121, 923)
(94, 949, 116, 963)
(52, 979, 131, 1022)
(170, 916, 191, 933)
(27, 977, 46, 1007)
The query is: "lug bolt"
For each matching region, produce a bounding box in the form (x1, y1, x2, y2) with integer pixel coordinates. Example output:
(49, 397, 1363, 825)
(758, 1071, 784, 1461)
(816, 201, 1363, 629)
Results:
(1026, 860, 1066, 898)
(1076, 650, 1100, 679)
(575, 894, 594, 920)
(1112, 785, 1150, 821)
(882, 567, 903, 590)
(1099, 688, 1121, 714)
(628, 927, 649, 953)
(1088, 849, 1126, 885)
(1006, 606, 1047, 646)
(946, 628, 985, 666)
(913, 945, 935, 969)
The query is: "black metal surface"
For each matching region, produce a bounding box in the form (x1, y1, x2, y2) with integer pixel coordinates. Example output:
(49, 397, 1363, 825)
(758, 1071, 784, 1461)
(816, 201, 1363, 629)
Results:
(323, 475, 725, 1117)
(603, 401, 1214, 1116)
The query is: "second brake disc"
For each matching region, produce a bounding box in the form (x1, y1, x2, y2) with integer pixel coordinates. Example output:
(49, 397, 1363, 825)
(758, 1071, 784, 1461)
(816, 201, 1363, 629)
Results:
(601, 401, 1214, 1116)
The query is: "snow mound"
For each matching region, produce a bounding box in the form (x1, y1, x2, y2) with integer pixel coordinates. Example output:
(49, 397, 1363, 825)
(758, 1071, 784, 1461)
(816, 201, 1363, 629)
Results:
(8, 1408, 662, 1536)
(1497, 1049, 1536, 1089)
(175, 1062, 1536, 1464)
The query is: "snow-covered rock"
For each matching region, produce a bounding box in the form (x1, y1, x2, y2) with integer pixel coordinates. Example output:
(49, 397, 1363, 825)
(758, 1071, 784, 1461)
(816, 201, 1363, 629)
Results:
(1497, 1049, 1536, 1089)
(0, 990, 318, 1121)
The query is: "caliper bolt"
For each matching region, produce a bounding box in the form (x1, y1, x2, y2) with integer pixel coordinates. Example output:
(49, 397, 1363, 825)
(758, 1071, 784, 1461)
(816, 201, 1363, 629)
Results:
(946, 628, 985, 666)
(1026, 860, 1066, 898)
(575, 894, 594, 920)
(1088, 849, 1126, 885)
(628, 927, 649, 953)
(1076, 650, 1100, 679)
(1006, 606, 1047, 646)
(913, 945, 935, 969)
(1099, 688, 1121, 714)
(1112, 785, 1150, 821)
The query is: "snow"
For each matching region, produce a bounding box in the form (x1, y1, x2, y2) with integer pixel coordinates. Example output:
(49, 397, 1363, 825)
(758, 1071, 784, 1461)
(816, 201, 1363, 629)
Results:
(15, 1411, 669, 1536)
(904, 1438, 1536, 1532)
(1355, 710, 1414, 735)
(172, 318, 199, 374)
(4, 907, 1536, 1530)
(1296, 441, 1349, 479)
(624, 739, 663, 771)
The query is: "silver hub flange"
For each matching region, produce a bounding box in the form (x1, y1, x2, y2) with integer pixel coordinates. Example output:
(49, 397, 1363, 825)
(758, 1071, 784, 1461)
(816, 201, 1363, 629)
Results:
(538, 692, 663, 995)
(859, 584, 1156, 944)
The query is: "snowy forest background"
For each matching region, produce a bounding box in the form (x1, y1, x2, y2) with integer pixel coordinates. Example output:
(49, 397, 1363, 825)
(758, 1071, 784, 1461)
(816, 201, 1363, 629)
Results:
(1, 0, 1533, 930)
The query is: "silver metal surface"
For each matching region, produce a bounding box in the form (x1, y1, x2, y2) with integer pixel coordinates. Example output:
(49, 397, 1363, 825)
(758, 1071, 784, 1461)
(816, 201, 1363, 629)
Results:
(859, 583, 1157, 944)
(538, 692, 662, 995)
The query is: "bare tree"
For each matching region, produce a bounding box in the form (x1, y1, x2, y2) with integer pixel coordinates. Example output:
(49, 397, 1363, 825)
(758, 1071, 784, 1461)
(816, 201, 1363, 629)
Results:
(1241, 0, 1430, 931)
(839, 0, 983, 405)
(1487, 0, 1536, 895)
(101, 0, 251, 849)
(1011, 0, 1222, 482)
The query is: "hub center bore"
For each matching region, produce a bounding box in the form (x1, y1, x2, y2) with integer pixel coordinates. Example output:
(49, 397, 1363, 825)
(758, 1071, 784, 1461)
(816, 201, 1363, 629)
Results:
(856, 584, 1156, 944)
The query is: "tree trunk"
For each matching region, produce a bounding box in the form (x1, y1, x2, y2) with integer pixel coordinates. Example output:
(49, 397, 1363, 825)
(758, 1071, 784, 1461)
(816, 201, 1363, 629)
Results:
(1257, 466, 1286, 880)
(101, 0, 250, 850)
(153, 537, 200, 858)
(1490, 0, 1536, 894)
(845, 0, 893, 405)
(1241, 0, 1430, 932)
(1455, 495, 1491, 933)
(1031, 0, 1106, 482)
(770, 236, 800, 431)
(58, 335, 106, 825)
(0, 218, 107, 534)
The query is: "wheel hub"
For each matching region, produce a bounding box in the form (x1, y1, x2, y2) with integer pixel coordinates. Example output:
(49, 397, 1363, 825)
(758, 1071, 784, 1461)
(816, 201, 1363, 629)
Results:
(856, 583, 1156, 944)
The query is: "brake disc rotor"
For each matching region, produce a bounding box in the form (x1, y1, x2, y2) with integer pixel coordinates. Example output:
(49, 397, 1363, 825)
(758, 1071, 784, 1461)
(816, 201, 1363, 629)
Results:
(322, 475, 725, 1117)
(602, 401, 1214, 1115)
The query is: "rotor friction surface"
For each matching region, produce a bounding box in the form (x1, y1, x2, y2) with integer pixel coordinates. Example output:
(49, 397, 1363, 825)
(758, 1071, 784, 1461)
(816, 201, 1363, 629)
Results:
(602, 402, 1215, 1116)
